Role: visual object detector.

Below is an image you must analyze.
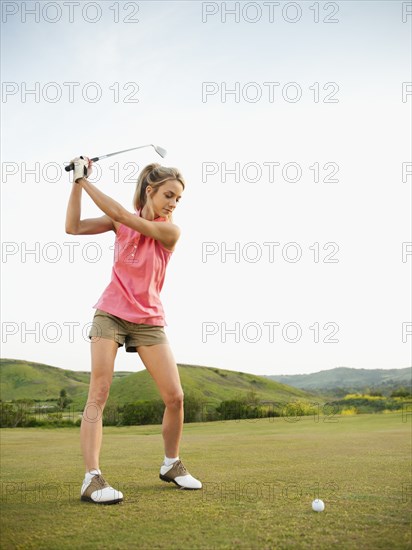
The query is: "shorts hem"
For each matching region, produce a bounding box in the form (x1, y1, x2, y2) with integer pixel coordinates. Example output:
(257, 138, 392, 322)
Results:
(126, 341, 169, 352)
(89, 335, 124, 348)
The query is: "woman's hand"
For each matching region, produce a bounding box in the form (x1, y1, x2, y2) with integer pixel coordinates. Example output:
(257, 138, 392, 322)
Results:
(71, 156, 93, 183)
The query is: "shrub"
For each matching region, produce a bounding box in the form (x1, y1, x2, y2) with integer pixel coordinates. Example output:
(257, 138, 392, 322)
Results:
(183, 392, 203, 423)
(103, 404, 122, 426)
(122, 400, 165, 425)
(0, 401, 36, 427)
(390, 387, 411, 398)
(216, 399, 265, 421)
(340, 407, 358, 416)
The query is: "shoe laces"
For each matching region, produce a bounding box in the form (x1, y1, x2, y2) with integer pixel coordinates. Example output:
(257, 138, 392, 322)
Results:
(173, 460, 188, 477)
(91, 474, 109, 489)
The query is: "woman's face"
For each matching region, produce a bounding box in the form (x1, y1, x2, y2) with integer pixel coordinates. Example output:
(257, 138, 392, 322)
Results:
(147, 180, 183, 219)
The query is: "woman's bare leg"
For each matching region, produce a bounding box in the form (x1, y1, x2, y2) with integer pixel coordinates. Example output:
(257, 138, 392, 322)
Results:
(137, 344, 184, 458)
(80, 337, 119, 471)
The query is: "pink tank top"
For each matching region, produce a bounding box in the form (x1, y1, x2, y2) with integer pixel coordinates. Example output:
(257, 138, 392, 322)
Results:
(93, 209, 173, 326)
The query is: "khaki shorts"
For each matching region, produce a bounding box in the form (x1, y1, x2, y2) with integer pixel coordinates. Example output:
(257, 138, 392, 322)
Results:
(88, 309, 169, 352)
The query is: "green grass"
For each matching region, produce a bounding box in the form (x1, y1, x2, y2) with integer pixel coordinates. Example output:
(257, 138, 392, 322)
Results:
(1, 413, 410, 549)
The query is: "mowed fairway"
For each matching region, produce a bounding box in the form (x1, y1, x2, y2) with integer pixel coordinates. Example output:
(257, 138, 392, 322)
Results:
(1, 413, 411, 549)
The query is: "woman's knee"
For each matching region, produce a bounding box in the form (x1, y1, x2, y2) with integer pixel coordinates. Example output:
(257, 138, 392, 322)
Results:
(88, 377, 112, 405)
(164, 390, 184, 409)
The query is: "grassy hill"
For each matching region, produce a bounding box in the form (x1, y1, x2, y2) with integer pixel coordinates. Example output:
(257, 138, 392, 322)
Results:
(0, 359, 89, 401)
(0, 359, 128, 402)
(104, 364, 315, 410)
(1, 359, 320, 410)
(265, 366, 412, 396)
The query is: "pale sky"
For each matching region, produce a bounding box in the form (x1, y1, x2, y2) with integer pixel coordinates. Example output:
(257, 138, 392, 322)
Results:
(1, 1, 411, 375)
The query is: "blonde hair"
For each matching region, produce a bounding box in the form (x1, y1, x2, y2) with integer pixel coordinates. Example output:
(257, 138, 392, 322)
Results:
(133, 163, 185, 212)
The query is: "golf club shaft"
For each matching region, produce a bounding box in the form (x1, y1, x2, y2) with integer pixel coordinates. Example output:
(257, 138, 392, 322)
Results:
(65, 144, 165, 172)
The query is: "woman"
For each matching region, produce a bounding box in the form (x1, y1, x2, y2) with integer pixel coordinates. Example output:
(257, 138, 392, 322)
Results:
(65, 156, 202, 505)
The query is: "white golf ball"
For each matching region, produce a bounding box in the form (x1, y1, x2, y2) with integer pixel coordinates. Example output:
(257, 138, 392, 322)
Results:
(312, 499, 325, 512)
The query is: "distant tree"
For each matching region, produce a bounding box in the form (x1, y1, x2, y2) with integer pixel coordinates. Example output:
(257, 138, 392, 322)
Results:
(183, 392, 203, 423)
(58, 389, 72, 410)
(390, 387, 411, 398)
(243, 390, 260, 406)
(216, 394, 265, 421)
(0, 402, 18, 427)
(0, 401, 36, 427)
(102, 403, 121, 426)
(331, 387, 348, 398)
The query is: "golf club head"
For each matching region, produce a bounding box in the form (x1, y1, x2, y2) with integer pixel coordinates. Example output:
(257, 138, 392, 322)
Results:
(154, 145, 167, 158)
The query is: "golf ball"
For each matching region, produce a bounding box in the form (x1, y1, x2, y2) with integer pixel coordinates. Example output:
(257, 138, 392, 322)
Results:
(312, 499, 325, 512)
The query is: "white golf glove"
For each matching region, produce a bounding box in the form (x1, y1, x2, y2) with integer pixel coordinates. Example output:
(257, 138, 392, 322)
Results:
(71, 156, 92, 183)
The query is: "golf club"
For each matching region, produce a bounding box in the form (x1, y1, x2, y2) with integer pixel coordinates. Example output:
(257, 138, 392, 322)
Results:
(65, 144, 167, 172)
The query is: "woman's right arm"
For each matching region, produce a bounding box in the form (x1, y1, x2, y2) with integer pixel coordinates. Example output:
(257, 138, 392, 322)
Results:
(65, 182, 116, 235)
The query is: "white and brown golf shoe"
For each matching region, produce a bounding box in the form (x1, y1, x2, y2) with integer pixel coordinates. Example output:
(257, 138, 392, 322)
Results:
(159, 460, 202, 490)
(81, 469, 123, 504)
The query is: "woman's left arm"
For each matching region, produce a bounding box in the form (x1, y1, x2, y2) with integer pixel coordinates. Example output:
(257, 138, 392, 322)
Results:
(78, 178, 181, 249)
